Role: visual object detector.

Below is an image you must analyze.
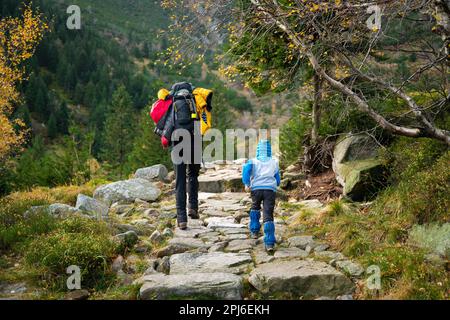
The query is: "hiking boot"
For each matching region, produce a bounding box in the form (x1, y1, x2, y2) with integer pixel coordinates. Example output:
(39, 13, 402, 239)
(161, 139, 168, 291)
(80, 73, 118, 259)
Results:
(178, 222, 187, 230)
(265, 244, 275, 253)
(188, 208, 199, 219)
(250, 232, 260, 239)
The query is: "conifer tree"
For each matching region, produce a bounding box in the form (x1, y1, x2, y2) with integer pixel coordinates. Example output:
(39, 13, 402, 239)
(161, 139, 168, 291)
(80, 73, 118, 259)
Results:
(101, 85, 135, 178)
(47, 113, 57, 139)
(126, 107, 171, 173)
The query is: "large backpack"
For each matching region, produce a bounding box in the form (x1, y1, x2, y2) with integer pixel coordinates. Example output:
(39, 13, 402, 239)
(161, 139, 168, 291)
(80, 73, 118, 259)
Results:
(171, 82, 198, 132)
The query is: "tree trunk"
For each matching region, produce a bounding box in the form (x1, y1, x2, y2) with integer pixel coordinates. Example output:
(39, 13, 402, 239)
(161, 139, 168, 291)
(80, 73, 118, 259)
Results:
(311, 73, 322, 144)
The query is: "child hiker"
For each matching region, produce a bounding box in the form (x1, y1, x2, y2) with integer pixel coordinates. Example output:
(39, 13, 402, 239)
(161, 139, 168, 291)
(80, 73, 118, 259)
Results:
(242, 139, 281, 252)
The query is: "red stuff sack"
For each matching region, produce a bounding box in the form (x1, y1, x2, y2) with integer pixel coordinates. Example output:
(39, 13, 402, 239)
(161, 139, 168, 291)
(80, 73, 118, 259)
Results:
(150, 98, 172, 124)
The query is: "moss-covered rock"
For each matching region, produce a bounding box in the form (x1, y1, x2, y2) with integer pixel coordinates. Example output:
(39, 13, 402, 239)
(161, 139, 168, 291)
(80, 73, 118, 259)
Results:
(333, 134, 387, 200)
(336, 159, 387, 200)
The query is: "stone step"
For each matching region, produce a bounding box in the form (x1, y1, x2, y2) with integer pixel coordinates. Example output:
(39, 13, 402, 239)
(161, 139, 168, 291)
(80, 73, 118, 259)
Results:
(169, 252, 253, 274)
(248, 260, 354, 298)
(139, 272, 243, 300)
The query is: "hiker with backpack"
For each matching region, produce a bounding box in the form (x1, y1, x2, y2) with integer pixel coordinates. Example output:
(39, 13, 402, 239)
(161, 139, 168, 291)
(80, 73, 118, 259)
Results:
(150, 82, 213, 230)
(242, 139, 281, 252)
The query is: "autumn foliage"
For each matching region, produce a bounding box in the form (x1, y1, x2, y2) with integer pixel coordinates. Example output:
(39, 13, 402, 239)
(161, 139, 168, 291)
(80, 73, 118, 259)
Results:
(0, 4, 48, 161)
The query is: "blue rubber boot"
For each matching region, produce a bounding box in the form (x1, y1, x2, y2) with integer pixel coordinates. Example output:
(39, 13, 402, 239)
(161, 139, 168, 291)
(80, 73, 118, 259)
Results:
(263, 221, 276, 252)
(249, 210, 261, 238)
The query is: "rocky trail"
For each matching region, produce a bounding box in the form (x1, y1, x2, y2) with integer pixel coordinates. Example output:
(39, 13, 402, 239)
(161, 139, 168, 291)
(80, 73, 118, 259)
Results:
(1, 159, 367, 300)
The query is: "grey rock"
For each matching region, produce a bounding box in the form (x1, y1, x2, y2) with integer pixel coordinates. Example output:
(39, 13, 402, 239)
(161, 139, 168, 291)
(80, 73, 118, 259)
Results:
(226, 239, 257, 252)
(112, 255, 125, 273)
(198, 170, 242, 193)
(144, 258, 159, 275)
(315, 296, 334, 300)
(187, 219, 205, 228)
(218, 228, 249, 235)
(144, 266, 159, 276)
(169, 252, 253, 274)
(220, 233, 248, 241)
(75, 194, 109, 218)
(64, 289, 90, 300)
(155, 244, 191, 258)
(149, 230, 163, 243)
(315, 251, 345, 261)
(139, 272, 243, 300)
(335, 260, 364, 277)
(156, 256, 170, 274)
(337, 294, 354, 300)
(168, 237, 207, 249)
(313, 244, 330, 253)
(254, 250, 275, 265)
(111, 204, 134, 216)
(206, 217, 245, 229)
(248, 260, 354, 297)
(287, 236, 315, 249)
(114, 224, 141, 235)
(274, 247, 308, 259)
(143, 208, 160, 217)
(134, 164, 168, 182)
(208, 241, 228, 252)
(166, 171, 175, 182)
(25, 204, 85, 219)
(134, 198, 150, 207)
(48, 203, 85, 217)
(0, 282, 27, 296)
(174, 226, 209, 238)
(332, 134, 385, 200)
(162, 228, 173, 238)
(93, 178, 161, 206)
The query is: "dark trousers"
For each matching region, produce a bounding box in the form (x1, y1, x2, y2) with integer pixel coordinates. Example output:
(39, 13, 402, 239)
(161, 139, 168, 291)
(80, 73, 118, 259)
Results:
(251, 189, 276, 223)
(175, 163, 200, 223)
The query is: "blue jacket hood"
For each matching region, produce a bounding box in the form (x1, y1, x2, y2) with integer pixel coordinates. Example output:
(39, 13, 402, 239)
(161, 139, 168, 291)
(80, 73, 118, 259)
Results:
(256, 140, 272, 162)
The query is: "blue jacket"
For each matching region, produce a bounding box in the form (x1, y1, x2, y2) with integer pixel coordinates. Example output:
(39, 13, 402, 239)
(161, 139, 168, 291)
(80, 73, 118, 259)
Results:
(242, 140, 281, 192)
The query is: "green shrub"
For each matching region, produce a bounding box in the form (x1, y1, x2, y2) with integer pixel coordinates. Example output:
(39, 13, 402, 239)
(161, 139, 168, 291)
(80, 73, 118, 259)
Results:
(0, 211, 58, 251)
(25, 217, 117, 290)
(0, 184, 98, 250)
(383, 137, 447, 182)
(362, 246, 449, 299)
(374, 146, 449, 224)
(280, 103, 311, 165)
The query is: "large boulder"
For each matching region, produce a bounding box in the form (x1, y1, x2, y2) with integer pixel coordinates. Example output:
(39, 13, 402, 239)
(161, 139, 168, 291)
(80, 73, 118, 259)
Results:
(248, 260, 354, 298)
(134, 164, 168, 182)
(139, 273, 243, 300)
(75, 194, 109, 218)
(169, 252, 253, 274)
(332, 134, 387, 201)
(198, 170, 243, 193)
(93, 179, 161, 206)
